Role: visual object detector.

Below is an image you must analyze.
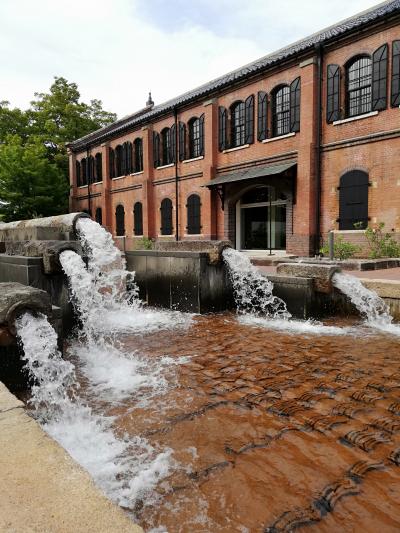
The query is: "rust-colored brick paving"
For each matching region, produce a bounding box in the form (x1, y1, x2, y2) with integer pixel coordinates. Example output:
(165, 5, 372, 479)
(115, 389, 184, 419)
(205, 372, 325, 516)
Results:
(105, 314, 400, 532)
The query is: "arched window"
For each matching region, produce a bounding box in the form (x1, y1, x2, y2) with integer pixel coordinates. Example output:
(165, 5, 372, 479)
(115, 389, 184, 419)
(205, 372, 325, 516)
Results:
(346, 56, 372, 117)
(133, 202, 143, 235)
(161, 128, 171, 166)
(76, 161, 81, 187)
(121, 141, 132, 175)
(134, 138, 143, 172)
(115, 204, 125, 236)
(186, 194, 201, 235)
(188, 117, 201, 158)
(81, 158, 87, 186)
(272, 85, 290, 136)
(95, 207, 102, 225)
(95, 153, 102, 182)
(339, 170, 369, 230)
(230, 101, 245, 147)
(115, 145, 123, 176)
(160, 198, 173, 235)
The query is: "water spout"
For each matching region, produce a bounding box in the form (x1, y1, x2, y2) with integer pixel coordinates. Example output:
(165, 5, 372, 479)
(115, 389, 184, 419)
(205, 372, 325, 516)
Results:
(332, 272, 400, 336)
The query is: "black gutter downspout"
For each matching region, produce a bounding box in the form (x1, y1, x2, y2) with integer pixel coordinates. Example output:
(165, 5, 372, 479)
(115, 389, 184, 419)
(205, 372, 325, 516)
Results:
(314, 44, 323, 256)
(86, 146, 92, 216)
(173, 107, 179, 241)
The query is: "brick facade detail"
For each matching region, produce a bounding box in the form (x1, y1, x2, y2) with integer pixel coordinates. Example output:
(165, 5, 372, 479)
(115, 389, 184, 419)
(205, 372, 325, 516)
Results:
(68, 3, 400, 257)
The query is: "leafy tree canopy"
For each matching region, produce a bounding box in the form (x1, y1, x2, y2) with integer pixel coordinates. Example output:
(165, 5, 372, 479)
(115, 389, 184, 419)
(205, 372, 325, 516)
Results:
(0, 77, 117, 222)
(0, 135, 69, 221)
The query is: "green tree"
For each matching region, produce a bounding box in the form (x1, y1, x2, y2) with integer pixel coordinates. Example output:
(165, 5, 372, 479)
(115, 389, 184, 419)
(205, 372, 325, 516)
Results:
(0, 135, 69, 221)
(0, 101, 29, 141)
(0, 77, 116, 221)
(28, 77, 116, 145)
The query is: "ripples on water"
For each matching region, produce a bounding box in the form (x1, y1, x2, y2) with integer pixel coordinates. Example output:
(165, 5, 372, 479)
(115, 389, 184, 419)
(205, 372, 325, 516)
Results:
(15, 221, 400, 531)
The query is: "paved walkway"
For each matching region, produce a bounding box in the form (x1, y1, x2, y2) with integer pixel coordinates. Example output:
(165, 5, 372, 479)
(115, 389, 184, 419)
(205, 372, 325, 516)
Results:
(257, 265, 400, 282)
(0, 382, 142, 533)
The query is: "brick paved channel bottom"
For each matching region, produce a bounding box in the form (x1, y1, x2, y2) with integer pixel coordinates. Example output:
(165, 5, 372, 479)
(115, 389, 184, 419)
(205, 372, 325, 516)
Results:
(75, 314, 400, 532)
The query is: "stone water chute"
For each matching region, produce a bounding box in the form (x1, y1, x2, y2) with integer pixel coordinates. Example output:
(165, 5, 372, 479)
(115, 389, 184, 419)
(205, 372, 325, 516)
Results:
(0, 283, 52, 343)
(0, 213, 90, 331)
(0, 212, 90, 243)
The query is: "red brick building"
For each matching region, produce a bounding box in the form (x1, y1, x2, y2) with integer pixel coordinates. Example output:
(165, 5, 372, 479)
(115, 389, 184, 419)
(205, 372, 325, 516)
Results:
(68, 1, 400, 257)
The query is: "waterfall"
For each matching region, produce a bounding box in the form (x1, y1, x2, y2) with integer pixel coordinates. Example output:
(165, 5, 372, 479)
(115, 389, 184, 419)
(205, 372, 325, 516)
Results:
(15, 312, 174, 512)
(60, 217, 189, 336)
(332, 272, 400, 335)
(13, 218, 194, 514)
(222, 248, 354, 336)
(222, 248, 290, 318)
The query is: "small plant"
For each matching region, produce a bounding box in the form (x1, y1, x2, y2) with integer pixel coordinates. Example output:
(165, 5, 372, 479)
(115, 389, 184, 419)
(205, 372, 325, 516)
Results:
(134, 237, 154, 250)
(364, 222, 400, 258)
(320, 235, 361, 260)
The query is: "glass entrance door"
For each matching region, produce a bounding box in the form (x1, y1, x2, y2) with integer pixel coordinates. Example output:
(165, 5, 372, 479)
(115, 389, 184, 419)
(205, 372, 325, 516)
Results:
(237, 186, 287, 251)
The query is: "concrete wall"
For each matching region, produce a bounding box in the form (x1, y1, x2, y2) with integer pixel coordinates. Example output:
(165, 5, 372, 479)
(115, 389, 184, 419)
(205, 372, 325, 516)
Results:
(125, 251, 233, 313)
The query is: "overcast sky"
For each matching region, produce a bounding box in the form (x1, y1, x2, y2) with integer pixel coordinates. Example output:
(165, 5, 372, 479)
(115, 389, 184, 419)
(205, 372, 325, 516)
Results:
(1, 0, 382, 118)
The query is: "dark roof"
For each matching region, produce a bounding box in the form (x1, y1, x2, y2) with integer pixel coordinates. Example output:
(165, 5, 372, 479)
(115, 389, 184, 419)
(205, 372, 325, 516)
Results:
(203, 161, 297, 187)
(70, 0, 400, 152)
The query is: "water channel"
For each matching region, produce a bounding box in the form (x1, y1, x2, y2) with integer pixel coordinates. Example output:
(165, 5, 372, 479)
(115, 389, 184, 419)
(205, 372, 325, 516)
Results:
(15, 218, 400, 532)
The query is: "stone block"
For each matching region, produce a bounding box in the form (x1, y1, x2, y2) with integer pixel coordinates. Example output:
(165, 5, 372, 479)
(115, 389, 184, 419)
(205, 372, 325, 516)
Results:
(276, 263, 340, 293)
(154, 240, 232, 265)
(5, 241, 83, 274)
(0, 212, 89, 242)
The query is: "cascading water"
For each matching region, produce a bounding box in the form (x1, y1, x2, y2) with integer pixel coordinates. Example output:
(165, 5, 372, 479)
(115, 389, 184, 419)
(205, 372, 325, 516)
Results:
(333, 272, 400, 336)
(222, 248, 290, 318)
(15, 312, 174, 509)
(14, 218, 194, 523)
(222, 248, 350, 335)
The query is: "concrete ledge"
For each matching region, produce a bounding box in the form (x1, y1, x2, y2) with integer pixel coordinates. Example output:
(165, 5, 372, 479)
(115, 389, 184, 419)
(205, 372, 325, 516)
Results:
(276, 263, 339, 293)
(360, 279, 400, 299)
(0, 382, 142, 533)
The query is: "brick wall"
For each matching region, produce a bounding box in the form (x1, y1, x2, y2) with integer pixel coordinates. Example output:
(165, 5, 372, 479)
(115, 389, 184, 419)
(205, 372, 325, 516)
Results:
(70, 17, 400, 257)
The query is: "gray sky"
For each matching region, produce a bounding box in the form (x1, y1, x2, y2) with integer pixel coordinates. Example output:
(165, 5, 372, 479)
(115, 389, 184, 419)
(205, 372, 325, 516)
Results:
(1, 0, 382, 118)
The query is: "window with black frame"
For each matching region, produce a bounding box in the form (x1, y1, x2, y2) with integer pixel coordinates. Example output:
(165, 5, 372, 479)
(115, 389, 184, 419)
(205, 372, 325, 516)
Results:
(160, 198, 173, 235)
(95, 153, 102, 182)
(161, 128, 171, 166)
(230, 101, 245, 147)
(76, 161, 81, 186)
(186, 194, 201, 234)
(134, 138, 143, 172)
(115, 145, 123, 176)
(81, 158, 87, 185)
(115, 204, 125, 236)
(272, 86, 290, 136)
(133, 202, 143, 235)
(346, 56, 372, 117)
(338, 170, 369, 230)
(188, 118, 201, 158)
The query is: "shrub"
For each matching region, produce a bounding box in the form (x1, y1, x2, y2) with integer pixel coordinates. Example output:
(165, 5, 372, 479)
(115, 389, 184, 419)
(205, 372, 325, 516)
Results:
(320, 235, 361, 260)
(135, 237, 153, 250)
(364, 223, 400, 258)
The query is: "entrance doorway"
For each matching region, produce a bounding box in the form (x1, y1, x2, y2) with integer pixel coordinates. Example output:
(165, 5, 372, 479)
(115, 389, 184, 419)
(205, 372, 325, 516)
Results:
(236, 186, 287, 251)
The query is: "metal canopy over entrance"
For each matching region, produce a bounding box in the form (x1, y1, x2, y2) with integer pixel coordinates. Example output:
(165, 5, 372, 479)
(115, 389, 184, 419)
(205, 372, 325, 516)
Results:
(203, 160, 297, 188)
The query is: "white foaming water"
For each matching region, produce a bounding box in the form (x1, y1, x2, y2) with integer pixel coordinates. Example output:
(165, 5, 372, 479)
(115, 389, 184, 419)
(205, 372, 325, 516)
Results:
(60, 218, 192, 337)
(333, 272, 400, 336)
(238, 315, 353, 336)
(223, 248, 372, 336)
(16, 312, 174, 510)
(222, 248, 290, 318)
